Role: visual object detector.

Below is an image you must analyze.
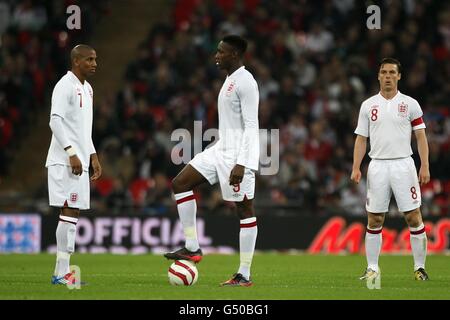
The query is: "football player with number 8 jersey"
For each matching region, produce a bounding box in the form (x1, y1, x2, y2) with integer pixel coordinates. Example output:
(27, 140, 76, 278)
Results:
(351, 58, 430, 281)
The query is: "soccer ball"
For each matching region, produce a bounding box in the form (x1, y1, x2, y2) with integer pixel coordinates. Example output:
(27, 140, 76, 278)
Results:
(168, 260, 198, 286)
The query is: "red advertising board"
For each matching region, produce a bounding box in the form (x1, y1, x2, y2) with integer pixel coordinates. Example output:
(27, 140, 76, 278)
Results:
(308, 217, 450, 254)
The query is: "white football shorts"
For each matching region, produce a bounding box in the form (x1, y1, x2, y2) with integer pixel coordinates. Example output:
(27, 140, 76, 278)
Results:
(366, 157, 421, 213)
(48, 164, 90, 210)
(189, 146, 255, 202)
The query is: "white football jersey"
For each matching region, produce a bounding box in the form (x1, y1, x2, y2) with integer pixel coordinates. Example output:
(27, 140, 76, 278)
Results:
(355, 91, 426, 159)
(45, 71, 96, 171)
(213, 66, 260, 171)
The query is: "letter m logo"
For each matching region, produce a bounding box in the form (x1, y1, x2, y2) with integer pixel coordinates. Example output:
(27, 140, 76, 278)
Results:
(308, 217, 365, 253)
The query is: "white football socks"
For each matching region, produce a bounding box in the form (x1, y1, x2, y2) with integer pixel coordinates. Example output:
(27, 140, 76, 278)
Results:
(54, 215, 78, 277)
(365, 226, 382, 273)
(409, 223, 427, 271)
(238, 217, 258, 280)
(174, 191, 199, 252)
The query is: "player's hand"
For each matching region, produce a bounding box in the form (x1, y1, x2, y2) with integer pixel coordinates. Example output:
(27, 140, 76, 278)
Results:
(350, 168, 361, 184)
(69, 155, 83, 176)
(90, 155, 102, 181)
(418, 165, 430, 185)
(229, 164, 245, 185)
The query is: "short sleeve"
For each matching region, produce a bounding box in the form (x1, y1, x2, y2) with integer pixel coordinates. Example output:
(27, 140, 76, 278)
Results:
(409, 99, 426, 130)
(354, 102, 369, 137)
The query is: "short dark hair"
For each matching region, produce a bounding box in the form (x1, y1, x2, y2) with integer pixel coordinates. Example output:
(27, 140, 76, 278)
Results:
(70, 44, 95, 62)
(379, 58, 401, 74)
(222, 35, 248, 56)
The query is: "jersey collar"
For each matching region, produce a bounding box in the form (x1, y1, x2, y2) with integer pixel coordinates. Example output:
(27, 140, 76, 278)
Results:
(67, 71, 85, 86)
(378, 90, 401, 101)
(228, 66, 245, 78)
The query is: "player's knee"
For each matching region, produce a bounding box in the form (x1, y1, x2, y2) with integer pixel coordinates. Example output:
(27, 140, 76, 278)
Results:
(238, 211, 254, 220)
(61, 207, 80, 218)
(367, 213, 384, 229)
(236, 204, 255, 219)
(404, 208, 422, 227)
(368, 221, 383, 229)
(172, 175, 189, 194)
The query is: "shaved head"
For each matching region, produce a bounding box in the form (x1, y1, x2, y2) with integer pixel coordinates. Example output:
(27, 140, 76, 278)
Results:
(70, 44, 95, 66)
(70, 44, 97, 81)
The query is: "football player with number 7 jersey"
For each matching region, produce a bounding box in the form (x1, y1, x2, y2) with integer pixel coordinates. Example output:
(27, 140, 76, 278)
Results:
(46, 45, 102, 285)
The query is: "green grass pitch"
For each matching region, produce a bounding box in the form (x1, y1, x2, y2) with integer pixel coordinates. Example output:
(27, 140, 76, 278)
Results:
(0, 253, 449, 300)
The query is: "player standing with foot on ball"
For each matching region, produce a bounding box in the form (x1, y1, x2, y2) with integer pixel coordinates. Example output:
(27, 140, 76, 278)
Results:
(351, 58, 430, 281)
(164, 35, 260, 287)
(46, 45, 102, 285)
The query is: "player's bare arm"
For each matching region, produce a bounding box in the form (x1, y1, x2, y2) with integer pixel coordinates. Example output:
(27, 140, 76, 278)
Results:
(414, 128, 430, 185)
(229, 164, 245, 185)
(90, 153, 102, 181)
(351, 135, 367, 184)
(64, 145, 82, 176)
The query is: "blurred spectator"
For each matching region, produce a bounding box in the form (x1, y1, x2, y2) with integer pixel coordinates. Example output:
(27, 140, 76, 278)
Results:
(12, 0, 47, 31)
(84, 0, 450, 216)
(0, 0, 109, 182)
(3, 0, 449, 216)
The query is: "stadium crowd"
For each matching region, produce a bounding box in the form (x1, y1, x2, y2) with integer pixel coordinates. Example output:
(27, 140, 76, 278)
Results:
(90, 0, 450, 217)
(1, 0, 449, 217)
(0, 0, 109, 180)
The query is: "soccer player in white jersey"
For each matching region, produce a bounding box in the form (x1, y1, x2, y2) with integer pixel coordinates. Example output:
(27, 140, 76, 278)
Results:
(46, 45, 102, 285)
(164, 35, 260, 287)
(351, 58, 430, 281)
